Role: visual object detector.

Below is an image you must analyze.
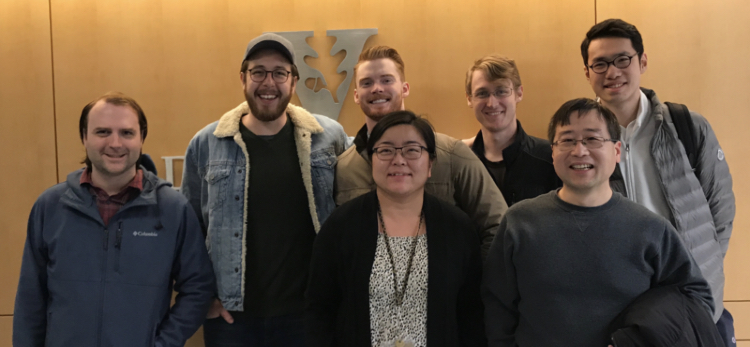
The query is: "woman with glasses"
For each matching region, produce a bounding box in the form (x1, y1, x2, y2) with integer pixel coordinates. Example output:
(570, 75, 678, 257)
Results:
(305, 111, 486, 347)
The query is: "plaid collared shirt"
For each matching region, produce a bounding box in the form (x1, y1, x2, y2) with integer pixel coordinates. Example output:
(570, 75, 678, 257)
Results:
(80, 169, 144, 226)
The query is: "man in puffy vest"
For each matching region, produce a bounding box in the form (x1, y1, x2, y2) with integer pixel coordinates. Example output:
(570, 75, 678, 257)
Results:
(581, 18, 736, 346)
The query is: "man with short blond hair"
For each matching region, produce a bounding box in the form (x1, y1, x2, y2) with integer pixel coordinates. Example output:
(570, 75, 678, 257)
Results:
(464, 55, 560, 206)
(336, 45, 508, 256)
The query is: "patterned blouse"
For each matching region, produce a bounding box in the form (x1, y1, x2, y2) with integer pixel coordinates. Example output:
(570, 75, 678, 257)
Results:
(369, 234, 429, 347)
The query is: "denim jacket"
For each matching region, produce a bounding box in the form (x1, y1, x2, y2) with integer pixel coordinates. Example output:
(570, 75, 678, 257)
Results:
(182, 102, 348, 311)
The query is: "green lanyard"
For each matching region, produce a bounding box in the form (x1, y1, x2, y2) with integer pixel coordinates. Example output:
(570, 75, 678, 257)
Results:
(376, 203, 424, 306)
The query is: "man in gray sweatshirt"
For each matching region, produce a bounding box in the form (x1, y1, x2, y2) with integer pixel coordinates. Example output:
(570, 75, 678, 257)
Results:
(482, 98, 713, 346)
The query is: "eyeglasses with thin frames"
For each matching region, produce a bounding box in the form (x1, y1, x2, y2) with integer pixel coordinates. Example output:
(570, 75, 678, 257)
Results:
(373, 145, 428, 160)
(246, 68, 292, 83)
(472, 88, 513, 100)
(552, 137, 618, 151)
(587, 54, 637, 74)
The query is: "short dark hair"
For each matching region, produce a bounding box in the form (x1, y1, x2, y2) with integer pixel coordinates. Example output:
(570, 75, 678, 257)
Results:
(581, 18, 644, 67)
(547, 98, 620, 143)
(240, 49, 300, 79)
(367, 110, 437, 161)
(79, 92, 148, 168)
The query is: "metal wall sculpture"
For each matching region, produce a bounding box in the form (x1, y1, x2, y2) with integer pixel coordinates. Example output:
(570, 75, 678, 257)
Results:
(272, 28, 378, 120)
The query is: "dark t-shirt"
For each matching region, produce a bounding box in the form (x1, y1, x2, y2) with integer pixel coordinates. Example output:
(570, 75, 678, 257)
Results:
(479, 156, 506, 192)
(239, 118, 316, 317)
(471, 123, 561, 207)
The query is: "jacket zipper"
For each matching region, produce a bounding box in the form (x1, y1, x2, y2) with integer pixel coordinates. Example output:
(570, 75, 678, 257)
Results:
(114, 221, 122, 273)
(624, 143, 636, 202)
(103, 228, 109, 251)
(97, 226, 110, 347)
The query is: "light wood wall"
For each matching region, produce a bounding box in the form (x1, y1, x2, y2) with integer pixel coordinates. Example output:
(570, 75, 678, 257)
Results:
(0, 0, 57, 322)
(0, 317, 10, 347)
(1, 0, 747, 346)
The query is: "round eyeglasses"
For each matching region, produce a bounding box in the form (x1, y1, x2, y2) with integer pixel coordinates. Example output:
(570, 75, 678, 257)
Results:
(246, 68, 291, 83)
(587, 54, 637, 74)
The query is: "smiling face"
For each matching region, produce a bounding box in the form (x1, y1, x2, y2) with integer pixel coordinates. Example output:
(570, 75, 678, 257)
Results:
(467, 72, 523, 133)
(242, 50, 297, 122)
(353, 58, 410, 124)
(372, 124, 432, 199)
(83, 100, 143, 184)
(585, 37, 647, 110)
(552, 110, 621, 203)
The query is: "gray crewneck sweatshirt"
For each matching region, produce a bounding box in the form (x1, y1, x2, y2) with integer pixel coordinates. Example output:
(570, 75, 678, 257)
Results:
(482, 190, 712, 347)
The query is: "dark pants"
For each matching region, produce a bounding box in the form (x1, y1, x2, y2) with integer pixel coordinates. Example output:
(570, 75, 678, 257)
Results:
(716, 308, 736, 347)
(203, 311, 306, 347)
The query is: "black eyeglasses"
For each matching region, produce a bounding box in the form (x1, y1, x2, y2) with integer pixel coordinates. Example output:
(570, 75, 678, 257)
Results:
(373, 145, 427, 160)
(552, 137, 618, 151)
(587, 54, 637, 74)
(246, 68, 292, 83)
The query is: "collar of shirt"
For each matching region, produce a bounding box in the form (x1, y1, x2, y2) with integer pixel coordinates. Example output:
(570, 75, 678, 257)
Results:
(80, 168, 144, 201)
(620, 90, 651, 143)
(471, 120, 525, 165)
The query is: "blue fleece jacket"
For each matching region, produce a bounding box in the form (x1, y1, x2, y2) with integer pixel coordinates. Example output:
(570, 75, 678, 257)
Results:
(13, 168, 215, 347)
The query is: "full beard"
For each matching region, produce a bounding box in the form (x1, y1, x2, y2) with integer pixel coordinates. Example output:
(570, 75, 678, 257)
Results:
(246, 89, 292, 122)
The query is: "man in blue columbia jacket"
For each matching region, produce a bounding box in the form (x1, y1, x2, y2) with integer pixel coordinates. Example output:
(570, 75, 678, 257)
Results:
(13, 92, 215, 347)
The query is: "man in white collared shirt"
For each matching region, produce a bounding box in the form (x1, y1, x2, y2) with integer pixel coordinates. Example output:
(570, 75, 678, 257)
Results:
(581, 18, 736, 346)
(617, 90, 672, 220)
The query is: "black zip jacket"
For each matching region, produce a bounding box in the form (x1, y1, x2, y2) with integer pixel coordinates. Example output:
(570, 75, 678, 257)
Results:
(470, 121, 561, 206)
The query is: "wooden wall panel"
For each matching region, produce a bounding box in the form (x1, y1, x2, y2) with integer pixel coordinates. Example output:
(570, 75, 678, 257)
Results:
(50, 0, 239, 180)
(50, 0, 594, 180)
(724, 301, 750, 343)
(725, 301, 750, 341)
(0, 316, 12, 347)
(0, 0, 56, 316)
(186, 327, 203, 347)
(598, 0, 750, 338)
